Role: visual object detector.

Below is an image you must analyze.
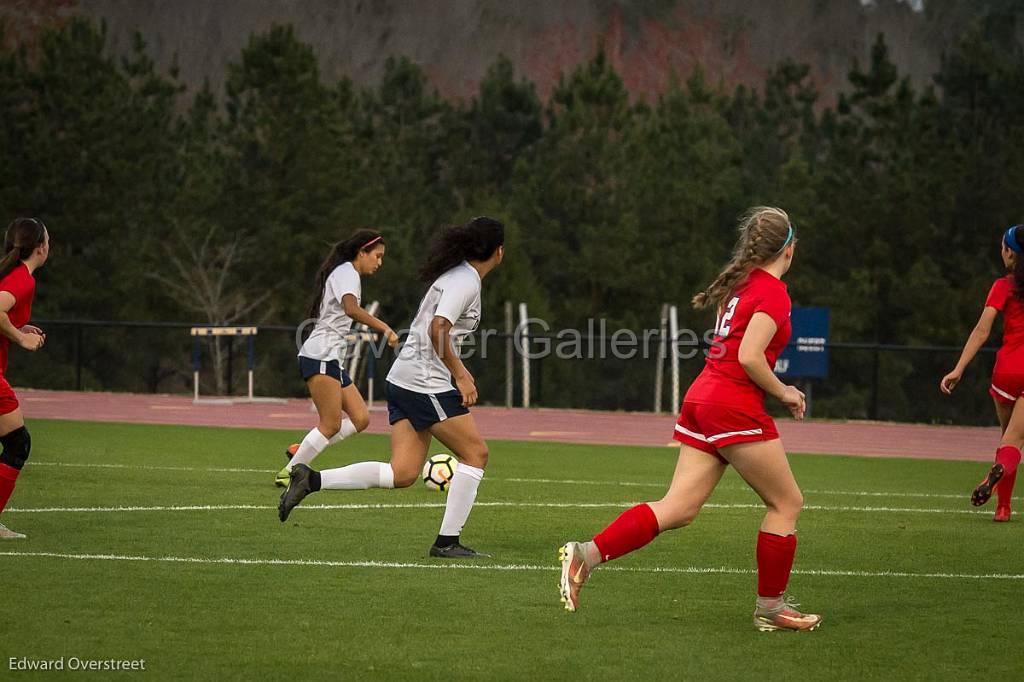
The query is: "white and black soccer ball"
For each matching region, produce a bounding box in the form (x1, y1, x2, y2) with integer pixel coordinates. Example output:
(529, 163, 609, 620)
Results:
(422, 453, 458, 492)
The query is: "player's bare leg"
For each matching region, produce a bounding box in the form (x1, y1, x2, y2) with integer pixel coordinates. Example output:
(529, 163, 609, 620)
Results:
(276, 374, 343, 487)
(387, 419, 432, 488)
(721, 439, 821, 632)
(559, 445, 724, 612)
(427, 414, 490, 558)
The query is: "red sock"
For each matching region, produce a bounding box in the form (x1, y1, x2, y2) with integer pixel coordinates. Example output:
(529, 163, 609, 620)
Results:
(997, 468, 1018, 509)
(0, 463, 20, 514)
(995, 446, 1021, 477)
(592, 503, 660, 563)
(756, 531, 797, 597)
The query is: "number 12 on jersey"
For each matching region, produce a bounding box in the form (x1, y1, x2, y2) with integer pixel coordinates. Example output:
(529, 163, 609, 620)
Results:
(714, 296, 740, 338)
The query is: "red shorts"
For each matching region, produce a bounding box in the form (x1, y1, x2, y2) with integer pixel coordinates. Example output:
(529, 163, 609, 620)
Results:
(990, 371, 1024, 405)
(673, 401, 779, 463)
(0, 374, 18, 416)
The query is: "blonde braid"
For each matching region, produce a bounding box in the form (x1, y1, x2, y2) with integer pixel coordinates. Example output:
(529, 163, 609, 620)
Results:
(692, 207, 792, 311)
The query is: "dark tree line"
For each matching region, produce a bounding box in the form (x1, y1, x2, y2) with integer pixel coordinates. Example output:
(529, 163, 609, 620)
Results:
(1, 16, 1022, 423)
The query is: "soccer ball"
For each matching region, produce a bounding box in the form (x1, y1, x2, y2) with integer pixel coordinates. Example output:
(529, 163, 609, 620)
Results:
(422, 453, 458, 492)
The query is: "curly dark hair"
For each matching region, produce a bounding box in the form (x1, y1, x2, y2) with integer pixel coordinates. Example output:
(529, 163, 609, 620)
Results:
(418, 216, 504, 283)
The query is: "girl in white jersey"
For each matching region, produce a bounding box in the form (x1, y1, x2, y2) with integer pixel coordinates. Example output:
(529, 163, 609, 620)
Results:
(279, 217, 504, 559)
(275, 229, 398, 488)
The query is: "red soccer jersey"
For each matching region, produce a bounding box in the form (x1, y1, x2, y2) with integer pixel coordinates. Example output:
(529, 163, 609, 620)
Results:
(685, 268, 792, 409)
(0, 263, 36, 374)
(986, 275, 1024, 372)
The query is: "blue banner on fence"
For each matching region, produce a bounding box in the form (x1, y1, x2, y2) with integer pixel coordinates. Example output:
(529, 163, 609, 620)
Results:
(773, 307, 829, 379)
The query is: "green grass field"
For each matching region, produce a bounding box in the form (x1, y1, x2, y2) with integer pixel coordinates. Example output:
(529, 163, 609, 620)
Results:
(2, 419, 1022, 680)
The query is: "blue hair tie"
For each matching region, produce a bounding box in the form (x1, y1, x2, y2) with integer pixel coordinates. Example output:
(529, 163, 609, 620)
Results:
(1005, 225, 1023, 254)
(776, 225, 794, 254)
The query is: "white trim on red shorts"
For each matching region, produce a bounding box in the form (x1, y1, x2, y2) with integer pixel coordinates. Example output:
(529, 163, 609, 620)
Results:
(675, 423, 764, 444)
(991, 383, 1016, 401)
(674, 424, 708, 442)
(706, 428, 764, 443)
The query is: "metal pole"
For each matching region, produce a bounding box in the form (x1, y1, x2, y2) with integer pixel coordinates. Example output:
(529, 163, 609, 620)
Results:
(367, 351, 376, 409)
(74, 324, 83, 391)
(870, 347, 880, 420)
(227, 338, 234, 396)
(518, 302, 530, 408)
(192, 336, 201, 403)
(669, 305, 680, 412)
(247, 334, 255, 400)
(504, 301, 513, 408)
(654, 303, 668, 413)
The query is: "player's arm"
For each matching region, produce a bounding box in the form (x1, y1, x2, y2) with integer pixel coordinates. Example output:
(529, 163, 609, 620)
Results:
(941, 306, 998, 395)
(428, 316, 477, 407)
(738, 312, 804, 419)
(342, 294, 399, 348)
(0, 291, 42, 351)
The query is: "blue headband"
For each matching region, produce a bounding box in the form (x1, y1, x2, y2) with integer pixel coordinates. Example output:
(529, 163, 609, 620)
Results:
(776, 225, 794, 254)
(1006, 226, 1023, 254)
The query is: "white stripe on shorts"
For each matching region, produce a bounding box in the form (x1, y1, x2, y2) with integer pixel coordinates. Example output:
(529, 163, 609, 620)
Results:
(991, 383, 1016, 401)
(706, 428, 764, 443)
(320, 361, 327, 375)
(428, 393, 448, 422)
(674, 424, 708, 442)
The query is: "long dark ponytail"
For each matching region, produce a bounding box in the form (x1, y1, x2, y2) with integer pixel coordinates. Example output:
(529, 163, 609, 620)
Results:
(418, 216, 504, 283)
(308, 229, 383, 318)
(0, 218, 46, 281)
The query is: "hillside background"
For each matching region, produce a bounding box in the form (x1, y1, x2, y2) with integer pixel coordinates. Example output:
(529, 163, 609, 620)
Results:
(3, 0, 1018, 104)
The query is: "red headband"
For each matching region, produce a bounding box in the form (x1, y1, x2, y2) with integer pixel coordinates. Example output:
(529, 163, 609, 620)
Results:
(362, 236, 383, 249)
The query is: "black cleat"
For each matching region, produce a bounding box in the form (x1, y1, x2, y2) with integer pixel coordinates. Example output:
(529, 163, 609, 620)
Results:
(971, 463, 1005, 507)
(428, 542, 491, 559)
(279, 463, 315, 522)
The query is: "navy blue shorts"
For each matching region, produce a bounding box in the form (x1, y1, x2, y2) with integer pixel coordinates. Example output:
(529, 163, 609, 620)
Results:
(386, 381, 469, 432)
(298, 356, 353, 388)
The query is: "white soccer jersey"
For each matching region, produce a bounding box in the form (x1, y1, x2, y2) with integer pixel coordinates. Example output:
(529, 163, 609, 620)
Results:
(387, 261, 481, 394)
(299, 262, 361, 363)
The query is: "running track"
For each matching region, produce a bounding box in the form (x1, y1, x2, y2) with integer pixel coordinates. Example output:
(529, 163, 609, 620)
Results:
(17, 388, 999, 462)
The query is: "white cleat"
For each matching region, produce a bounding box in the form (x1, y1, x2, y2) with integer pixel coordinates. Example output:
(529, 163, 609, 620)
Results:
(753, 596, 822, 632)
(0, 522, 26, 539)
(558, 542, 591, 613)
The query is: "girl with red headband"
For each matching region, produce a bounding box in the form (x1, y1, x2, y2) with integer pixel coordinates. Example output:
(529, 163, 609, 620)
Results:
(942, 225, 1024, 522)
(275, 230, 398, 488)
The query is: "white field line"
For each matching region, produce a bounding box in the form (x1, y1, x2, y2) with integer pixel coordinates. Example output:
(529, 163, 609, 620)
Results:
(0, 550, 1020, 581)
(29, 461, 272, 474)
(28, 461, 967, 501)
(4, 501, 993, 515)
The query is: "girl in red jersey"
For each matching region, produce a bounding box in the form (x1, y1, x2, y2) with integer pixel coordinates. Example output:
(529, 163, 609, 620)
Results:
(941, 225, 1024, 522)
(558, 207, 821, 632)
(0, 218, 50, 540)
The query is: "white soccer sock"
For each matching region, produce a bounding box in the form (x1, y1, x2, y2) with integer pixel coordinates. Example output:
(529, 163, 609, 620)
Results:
(438, 464, 485, 537)
(327, 419, 359, 445)
(287, 428, 330, 470)
(320, 462, 395, 490)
